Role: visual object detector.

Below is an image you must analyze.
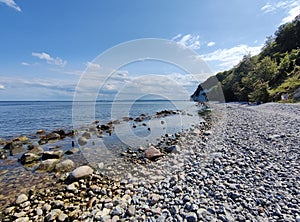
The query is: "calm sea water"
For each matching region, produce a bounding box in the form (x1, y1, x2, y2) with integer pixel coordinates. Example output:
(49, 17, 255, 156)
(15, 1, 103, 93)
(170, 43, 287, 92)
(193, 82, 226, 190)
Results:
(0, 100, 200, 139)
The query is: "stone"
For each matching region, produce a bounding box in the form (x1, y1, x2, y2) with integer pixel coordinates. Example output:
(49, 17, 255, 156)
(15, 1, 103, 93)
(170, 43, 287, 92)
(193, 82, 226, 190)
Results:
(46, 209, 62, 221)
(46, 132, 61, 140)
(82, 131, 92, 139)
(165, 145, 180, 153)
(3, 141, 22, 150)
(111, 205, 124, 216)
(36, 159, 60, 172)
(148, 194, 160, 206)
(19, 153, 41, 164)
(28, 146, 44, 155)
(58, 213, 68, 221)
(78, 137, 87, 146)
(296, 215, 300, 222)
(203, 130, 212, 136)
(42, 150, 63, 160)
(35, 207, 43, 216)
(36, 129, 44, 134)
(70, 165, 94, 180)
(126, 205, 136, 216)
(16, 194, 28, 204)
(66, 183, 78, 193)
(15, 217, 29, 222)
(65, 148, 80, 155)
(185, 212, 198, 222)
(145, 146, 163, 160)
(55, 159, 75, 172)
(42, 203, 52, 212)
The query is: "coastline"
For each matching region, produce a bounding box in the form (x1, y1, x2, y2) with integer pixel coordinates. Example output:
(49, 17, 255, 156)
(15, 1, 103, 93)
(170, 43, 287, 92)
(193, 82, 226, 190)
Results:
(1, 102, 300, 221)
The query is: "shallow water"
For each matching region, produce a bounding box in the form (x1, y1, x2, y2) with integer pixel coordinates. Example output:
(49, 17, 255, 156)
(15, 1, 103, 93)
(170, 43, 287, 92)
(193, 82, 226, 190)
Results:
(0, 100, 204, 209)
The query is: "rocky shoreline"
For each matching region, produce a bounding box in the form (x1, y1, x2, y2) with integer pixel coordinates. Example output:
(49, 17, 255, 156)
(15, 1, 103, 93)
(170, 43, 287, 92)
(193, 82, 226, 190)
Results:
(1, 102, 300, 221)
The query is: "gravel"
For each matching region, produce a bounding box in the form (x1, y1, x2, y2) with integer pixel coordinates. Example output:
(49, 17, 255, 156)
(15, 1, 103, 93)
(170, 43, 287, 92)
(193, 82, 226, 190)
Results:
(1, 102, 299, 221)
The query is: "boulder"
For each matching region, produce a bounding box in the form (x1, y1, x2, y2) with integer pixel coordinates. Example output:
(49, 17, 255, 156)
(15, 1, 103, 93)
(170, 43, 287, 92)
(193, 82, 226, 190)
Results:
(19, 153, 41, 164)
(145, 146, 163, 160)
(55, 159, 75, 172)
(70, 165, 93, 180)
(65, 148, 80, 155)
(46, 132, 61, 140)
(3, 141, 22, 150)
(36, 159, 60, 172)
(42, 150, 63, 160)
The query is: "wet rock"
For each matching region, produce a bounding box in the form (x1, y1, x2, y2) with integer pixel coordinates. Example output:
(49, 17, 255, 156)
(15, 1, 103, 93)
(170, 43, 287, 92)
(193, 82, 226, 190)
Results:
(145, 146, 163, 160)
(36, 159, 60, 172)
(53, 129, 66, 138)
(82, 131, 92, 139)
(70, 165, 94, 180)
(42, 150, 63, 160)
(78, 137, 87, 146)
(28, 146, 44, 155)
(65, 148, 80, 155)
(0, 149, 7, 159)
(46, 132, 61, 140)
(19, 153, 40, 164)
(55, 159, 75, 172)
(36, 129, 44, 134)
(16, 194, 28, 204)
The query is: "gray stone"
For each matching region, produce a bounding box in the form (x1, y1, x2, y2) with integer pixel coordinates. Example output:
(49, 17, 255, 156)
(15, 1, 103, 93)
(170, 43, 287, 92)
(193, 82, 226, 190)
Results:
(66, 182, 78, 193)
(36, 159, 60, 172)
(35, 207, 43, 216)
(19, 152, 41, 164)
(78, 137, 88, 146)
(111, 205, 124, 216)
(70, 165, 94, 180)
(46, 209, 62, 221)
(55, 159, 74, 172)
(16, 194, 28, 204)
(165, 145, 180, 153)
(126, 205, 135, 216)
(58, 213, 68, 221)
(185, 212, 198, 222)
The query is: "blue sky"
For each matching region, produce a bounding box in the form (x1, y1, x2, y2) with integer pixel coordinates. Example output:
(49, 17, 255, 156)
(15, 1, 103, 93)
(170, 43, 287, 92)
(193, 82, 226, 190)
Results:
(0, 0, 299, 100)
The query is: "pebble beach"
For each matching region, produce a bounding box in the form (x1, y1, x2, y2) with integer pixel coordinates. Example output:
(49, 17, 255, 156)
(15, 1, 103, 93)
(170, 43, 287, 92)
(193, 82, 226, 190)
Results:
(1, 102, 300, 222)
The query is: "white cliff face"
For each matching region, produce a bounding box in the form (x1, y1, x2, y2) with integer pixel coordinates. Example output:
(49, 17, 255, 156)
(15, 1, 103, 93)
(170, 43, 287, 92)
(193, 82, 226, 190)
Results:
(190, 85, 208, 102)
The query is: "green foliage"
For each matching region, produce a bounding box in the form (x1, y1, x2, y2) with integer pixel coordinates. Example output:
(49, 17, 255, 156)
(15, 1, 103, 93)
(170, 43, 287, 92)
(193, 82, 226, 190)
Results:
(211, 14, 300, 103)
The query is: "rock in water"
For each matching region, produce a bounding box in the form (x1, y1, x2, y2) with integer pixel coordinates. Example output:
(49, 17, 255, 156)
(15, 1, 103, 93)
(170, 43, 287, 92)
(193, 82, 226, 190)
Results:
(42, 150, 63, 160)
(46, 132, 61, 140)
(145, 146, 163, 160)
(36, 159, 60, 172)
(70, 165, 93, 180)
(19, 153, 40, 164)
(55, 159, 75, 172)
(65, 148, 80, 155)
(78, 137, 87, 146)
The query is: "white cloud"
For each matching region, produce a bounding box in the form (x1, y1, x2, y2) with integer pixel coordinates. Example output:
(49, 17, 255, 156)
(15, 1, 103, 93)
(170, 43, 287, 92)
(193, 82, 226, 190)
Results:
(207, 41, 216, 47)
(172, 34, 200, 50)
(0, 84, 5, 89)
(86, 62, 101, 69)
(200, 44, 262, 71)
(21, 62, 30, 66)
(0, 0, 21, 12)
(32, 52, 67, 67)
(261, 0, 300, 24)
(282, 4, 300, 23)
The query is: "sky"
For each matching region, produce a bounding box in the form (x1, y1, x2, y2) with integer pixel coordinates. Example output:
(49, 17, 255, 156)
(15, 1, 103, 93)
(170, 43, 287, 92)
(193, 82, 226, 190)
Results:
(0, 0, 299, 101)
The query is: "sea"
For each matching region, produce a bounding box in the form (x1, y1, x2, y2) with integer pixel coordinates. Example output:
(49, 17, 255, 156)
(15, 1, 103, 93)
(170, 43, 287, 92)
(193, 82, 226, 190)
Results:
(0, 100, 202, 139)
(0, 100, 205, 208)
